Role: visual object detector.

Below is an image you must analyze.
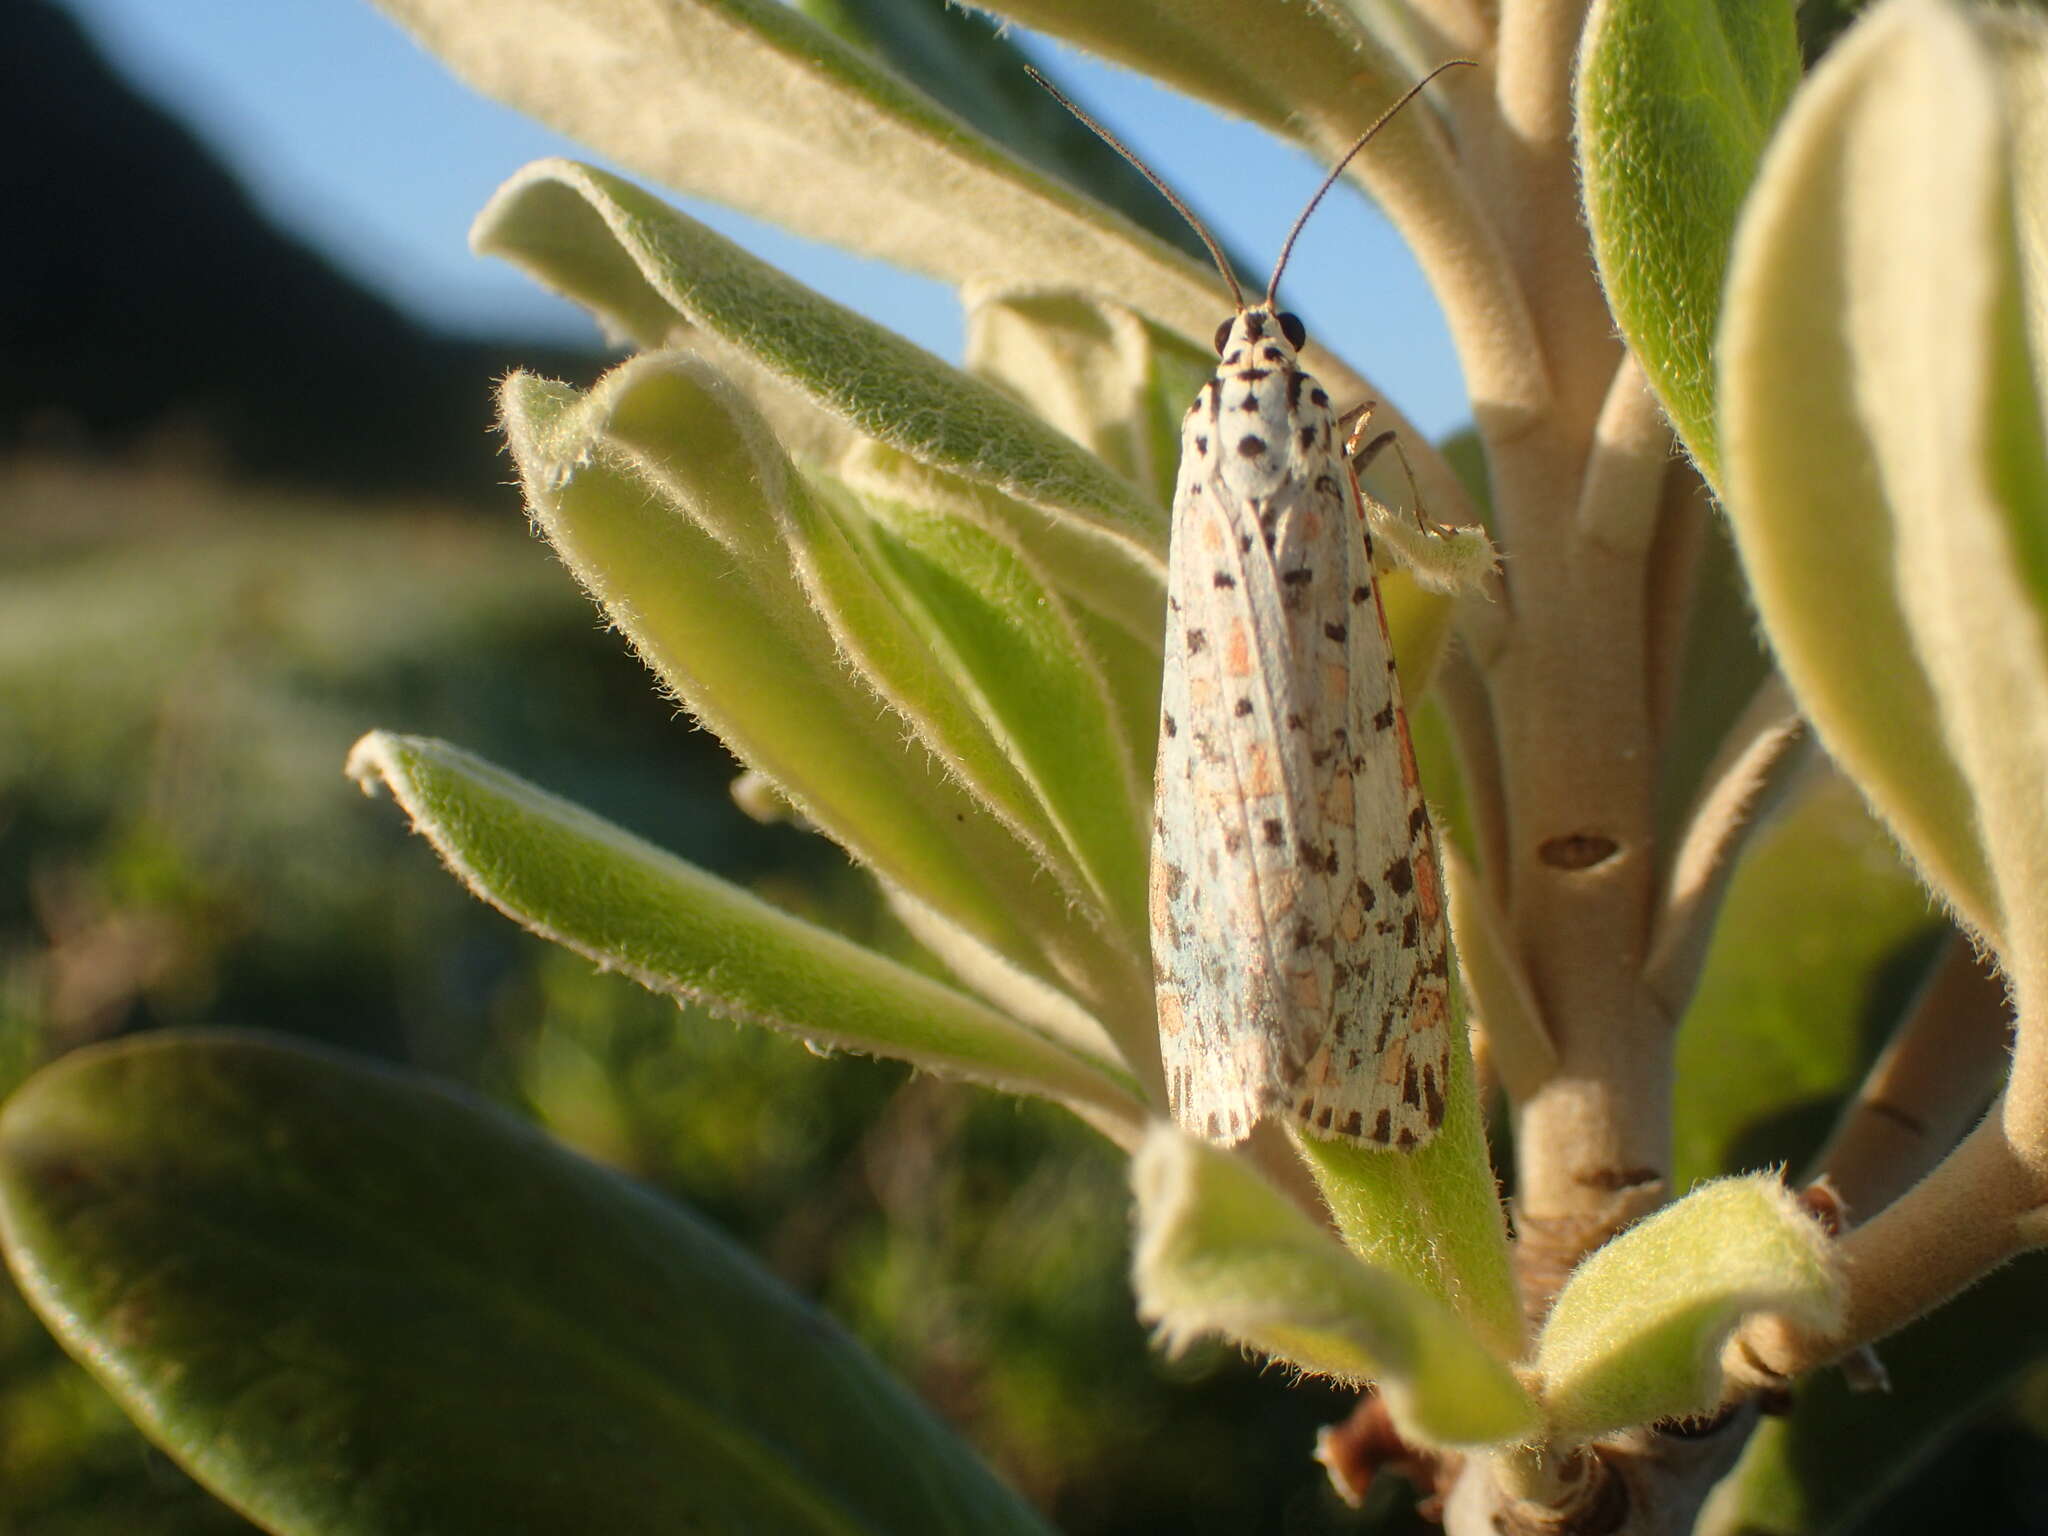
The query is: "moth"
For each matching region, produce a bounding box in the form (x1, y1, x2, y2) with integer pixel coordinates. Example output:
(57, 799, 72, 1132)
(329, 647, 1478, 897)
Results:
(1030, 63, 1472, 1150)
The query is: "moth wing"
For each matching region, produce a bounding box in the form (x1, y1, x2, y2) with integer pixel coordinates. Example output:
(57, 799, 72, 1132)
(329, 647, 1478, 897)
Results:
(1146, 450, 1335, 1146)
(1152, 456, 1269, 1145)
(1295, 477, 1453, 1149)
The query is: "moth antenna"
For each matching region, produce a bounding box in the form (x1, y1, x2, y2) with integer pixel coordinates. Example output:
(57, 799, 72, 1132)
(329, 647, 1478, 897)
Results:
(1262, 59, 1475, 309)
(1023, 64, 1245, 312)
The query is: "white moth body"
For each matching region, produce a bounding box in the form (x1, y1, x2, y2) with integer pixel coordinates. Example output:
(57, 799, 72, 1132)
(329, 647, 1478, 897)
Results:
(1149, 306, 1451, 1150)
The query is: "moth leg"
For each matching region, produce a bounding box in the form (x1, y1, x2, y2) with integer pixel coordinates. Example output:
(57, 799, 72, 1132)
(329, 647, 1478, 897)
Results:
(1341, 403, 1433, 539)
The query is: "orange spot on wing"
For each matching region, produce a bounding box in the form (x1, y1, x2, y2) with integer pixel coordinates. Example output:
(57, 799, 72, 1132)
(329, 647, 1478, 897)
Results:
(1157, 990, 1186, 1038)
(1242, 742, 1278, 797)
(1397, 723, 1422, 789)
(1225, 620, 1255, 677)
(1413, 845, 1443, 924)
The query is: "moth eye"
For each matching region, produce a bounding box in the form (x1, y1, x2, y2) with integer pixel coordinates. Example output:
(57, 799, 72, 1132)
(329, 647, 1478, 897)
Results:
(1278, 311, 1307, 350)
(1213, 318, 1234, 354)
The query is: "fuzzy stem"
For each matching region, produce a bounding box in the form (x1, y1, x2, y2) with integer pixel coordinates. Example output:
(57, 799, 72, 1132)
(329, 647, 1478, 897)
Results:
(1811, 936, 2011, 1217)
(1728, 1097, 2048, 1384)
(1491, 442, 1670, 1309)
(1452, 0, 1673, 1326)
(1642, 678, 1810, 1016)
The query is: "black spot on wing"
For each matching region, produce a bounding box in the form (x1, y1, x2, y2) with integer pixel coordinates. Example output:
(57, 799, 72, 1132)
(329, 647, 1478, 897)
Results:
(1422, 1064, 1445, 1127)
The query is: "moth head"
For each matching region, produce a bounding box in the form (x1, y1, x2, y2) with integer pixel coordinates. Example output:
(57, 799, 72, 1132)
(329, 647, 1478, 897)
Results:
(1214, 306, 1308, 359)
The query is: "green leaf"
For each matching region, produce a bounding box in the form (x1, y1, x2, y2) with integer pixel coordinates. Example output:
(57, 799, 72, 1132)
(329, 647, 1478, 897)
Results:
(0, 1031, 1055, 1535)
(347, 732, 1145, 1126)
(1534, 1175, 1844, 1443)
(1672, 771, 1936, 1190)
(832, 443, 1167, 870)
(496, 357, 1154, 1034)
(843, 482, 1152, 941)
(963, 287, 1212, 515)
(476, 161, 1168, 561)
(1720, 0, 2048, 957)
(1698, 1250, 2048, 1535)
(977, 1, 1467, 224)
(1577, 0, 1803, 488)
(374, 0, 1239, 341)
(1290, 1008, 1524, 1363)
(791, 0, 1218, 267)
(1130, 1126, 1538, 1449)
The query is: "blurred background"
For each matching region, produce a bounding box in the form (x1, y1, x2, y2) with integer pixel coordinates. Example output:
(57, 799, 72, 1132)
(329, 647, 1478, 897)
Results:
(2, 2, 2044, 1534)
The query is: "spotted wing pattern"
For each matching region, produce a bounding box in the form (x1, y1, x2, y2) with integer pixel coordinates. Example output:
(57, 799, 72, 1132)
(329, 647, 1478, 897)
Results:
(1149, 308, 1450, 1149)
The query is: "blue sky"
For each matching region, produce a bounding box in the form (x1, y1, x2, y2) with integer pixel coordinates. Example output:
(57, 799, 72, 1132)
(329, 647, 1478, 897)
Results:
(60, 0, 1470, 438)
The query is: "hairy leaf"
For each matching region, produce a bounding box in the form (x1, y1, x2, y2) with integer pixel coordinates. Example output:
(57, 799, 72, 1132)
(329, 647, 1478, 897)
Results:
(348, 732, 1145, 1124)
(1578, 0, 1802, 487)
(1131, 1127, 1537, 1448)
(0, 1032, 1056, 1535)
(1721, 0, 2048, 958)
(1535, 1176, 1843, 1442)
(495, 358, 1153, 1032)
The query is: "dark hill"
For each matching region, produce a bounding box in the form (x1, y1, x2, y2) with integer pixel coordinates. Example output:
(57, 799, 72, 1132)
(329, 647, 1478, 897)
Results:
(1, 0, 607, 504)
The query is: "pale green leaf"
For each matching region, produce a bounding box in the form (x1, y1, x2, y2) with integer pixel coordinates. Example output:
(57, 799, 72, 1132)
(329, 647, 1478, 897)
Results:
(497, 360, 1130, 1009)
(845, 484, 1153, 942)
(963, 286, 1211, 513)
(0, 1031, 1056, 1535)
(1577, 0, 1802, 488)
(1672, 771, 1935, 1190)
(1290, 1008, 1524, 1362)
(373, 0, 1238, 342)
(791, 0, 1218, 265)
(566, 349, 1158, 1022)
(976, 0, 1476, 250)
(387, 0, 1475, 521)
(834, 442, 1166, 832)
(1534, 1175, 1844, 1443)
(347, 731, 1145, 1126)
(1720, 0, 2047, 954)
(474, 160, 1168, 563)
(1131, 1127, 1538, 1449)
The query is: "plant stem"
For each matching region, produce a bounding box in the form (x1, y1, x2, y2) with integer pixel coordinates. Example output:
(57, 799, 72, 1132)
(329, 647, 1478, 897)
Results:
(1729, 1100, 2048, 1383)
